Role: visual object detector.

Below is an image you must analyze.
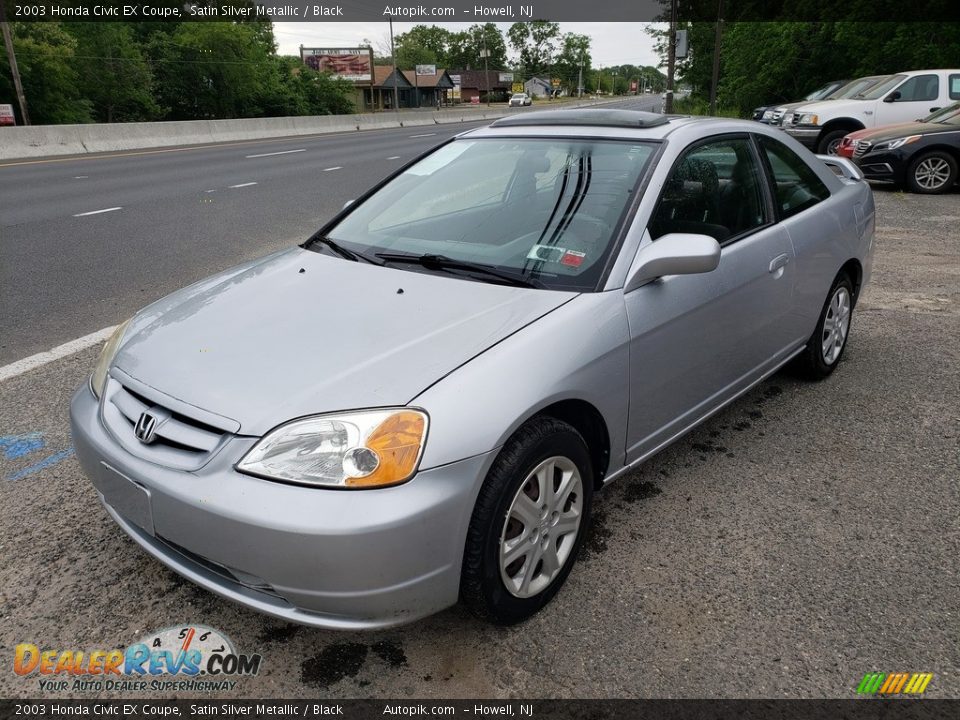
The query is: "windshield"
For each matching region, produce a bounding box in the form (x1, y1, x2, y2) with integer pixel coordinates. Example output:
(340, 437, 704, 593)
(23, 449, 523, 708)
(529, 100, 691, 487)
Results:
(322, 138, 656, 291)
(857, 74, 906, 100)
(805, 83, 838, 101)
(926, 102, 960, 124)
(831, 76, 889, 99)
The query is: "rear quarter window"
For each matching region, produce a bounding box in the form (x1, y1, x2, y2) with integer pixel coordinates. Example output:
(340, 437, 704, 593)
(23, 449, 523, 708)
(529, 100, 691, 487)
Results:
(757, 135, 831, 219)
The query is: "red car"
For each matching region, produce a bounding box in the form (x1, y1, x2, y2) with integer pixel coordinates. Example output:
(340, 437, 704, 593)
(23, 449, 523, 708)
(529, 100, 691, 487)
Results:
(838, 103, 960, 158)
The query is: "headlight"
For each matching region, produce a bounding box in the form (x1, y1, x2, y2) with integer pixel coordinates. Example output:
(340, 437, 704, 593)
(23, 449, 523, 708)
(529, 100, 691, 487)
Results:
(90, 318, 132, 398)
(237, 409, 428, 489)
(797, 113, 819, 126)
(761, 110, 774, 120)
(874, 135, 921, 151)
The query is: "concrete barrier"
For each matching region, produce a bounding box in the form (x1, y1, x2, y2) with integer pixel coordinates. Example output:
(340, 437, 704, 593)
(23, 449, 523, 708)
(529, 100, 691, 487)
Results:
(0, 99, 621, 161)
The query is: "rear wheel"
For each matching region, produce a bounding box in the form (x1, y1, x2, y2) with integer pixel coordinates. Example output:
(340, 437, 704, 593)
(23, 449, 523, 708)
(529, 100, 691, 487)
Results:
(906, 151, 958, 194)
(461, 417, 593, 625)
(793, 273, 854, 380)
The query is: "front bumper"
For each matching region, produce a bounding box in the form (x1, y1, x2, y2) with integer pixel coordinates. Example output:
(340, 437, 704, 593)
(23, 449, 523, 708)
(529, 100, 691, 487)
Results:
(854, 150, 906, 185)
(782, 126, 819, 149)
(70, 383, 495, 629)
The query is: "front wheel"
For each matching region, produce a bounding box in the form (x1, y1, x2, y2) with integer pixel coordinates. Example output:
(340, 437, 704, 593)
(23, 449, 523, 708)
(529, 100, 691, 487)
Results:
(792, 273, 854, 380)
(817, 129, 849, 155)
(460, 417, 593, 625)
(906, 151, 958, 194)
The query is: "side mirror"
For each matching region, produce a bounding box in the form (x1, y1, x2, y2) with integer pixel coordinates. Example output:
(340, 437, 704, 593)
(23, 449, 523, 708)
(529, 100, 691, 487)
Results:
(342, 199, 355, 210)
(624, 233, 721, 292)
(883, 91, 901, 103)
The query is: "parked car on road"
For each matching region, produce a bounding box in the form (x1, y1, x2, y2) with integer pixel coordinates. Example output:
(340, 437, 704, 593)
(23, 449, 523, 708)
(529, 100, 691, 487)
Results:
(752, 79, 848, 123)
(783, 69, 960, 154)
(848, 103, 960, 193)
(762, 76, 889, 127)
(509, 93, 532, 107)
(837, 102, 960, 158)
(71, 109, 874, 629)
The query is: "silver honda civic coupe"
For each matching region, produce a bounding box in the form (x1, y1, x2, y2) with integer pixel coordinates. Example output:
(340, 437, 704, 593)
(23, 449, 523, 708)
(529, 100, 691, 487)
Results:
(71, 110, 874, 629)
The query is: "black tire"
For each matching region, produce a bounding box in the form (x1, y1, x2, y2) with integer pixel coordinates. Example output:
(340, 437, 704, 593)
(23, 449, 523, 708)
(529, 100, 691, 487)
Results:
(460, 416, 594, 625)
(817, 129, 849, 156)
(792, 272, 855, 380)
(905, 151, 958, 194)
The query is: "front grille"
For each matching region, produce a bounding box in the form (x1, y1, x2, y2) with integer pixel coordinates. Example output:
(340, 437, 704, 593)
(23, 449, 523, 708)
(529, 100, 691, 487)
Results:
(854, 140, 872, 158)
(101, 376, 230, 470)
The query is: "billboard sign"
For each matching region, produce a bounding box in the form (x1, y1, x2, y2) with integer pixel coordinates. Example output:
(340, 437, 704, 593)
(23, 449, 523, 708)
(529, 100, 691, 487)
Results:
(415, 64, 437, 76)
(498, 72, 514, 82)
(301, 48, 373, 82)
(512, 82, 524, 93)
(0, 104, 14, 126)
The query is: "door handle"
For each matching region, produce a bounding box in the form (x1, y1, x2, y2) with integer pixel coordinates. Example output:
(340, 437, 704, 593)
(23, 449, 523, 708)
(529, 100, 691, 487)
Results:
(768, 254, 790, 273)
(930, 107, 941, 113)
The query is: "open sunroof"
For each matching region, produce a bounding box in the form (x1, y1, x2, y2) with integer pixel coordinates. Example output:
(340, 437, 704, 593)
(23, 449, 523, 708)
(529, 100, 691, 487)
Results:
(490, 109, 672, 129)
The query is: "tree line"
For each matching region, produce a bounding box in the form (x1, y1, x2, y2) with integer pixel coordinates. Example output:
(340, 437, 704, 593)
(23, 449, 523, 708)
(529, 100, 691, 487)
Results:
(650, 8, 960, 116)
(0, 20, 356, 125)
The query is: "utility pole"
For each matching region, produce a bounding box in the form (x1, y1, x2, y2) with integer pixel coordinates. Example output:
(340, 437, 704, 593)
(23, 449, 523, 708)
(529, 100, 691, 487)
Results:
(709, 0, 725, 116)
(0, 0, 29, 125)
(481, 28, 490, 107)
(577, 51, 583, 98)
(665, 0, 677, 113)
(611, 69, 618, 95)
(596, 66, 601, 94)
(388, 19, 399, 115)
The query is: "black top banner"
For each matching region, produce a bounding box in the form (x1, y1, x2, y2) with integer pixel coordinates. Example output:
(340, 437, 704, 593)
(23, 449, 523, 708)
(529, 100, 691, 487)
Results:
(1, 0, 959, 23)
(1, 699, 958, 720)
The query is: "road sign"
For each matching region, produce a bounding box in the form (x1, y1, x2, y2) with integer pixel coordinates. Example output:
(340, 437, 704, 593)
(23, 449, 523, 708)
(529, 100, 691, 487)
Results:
(0, 104, 15, 126)
(551, 78, 561, 88)
(676, 30, 689, 59)
(512, 82, 524, 93)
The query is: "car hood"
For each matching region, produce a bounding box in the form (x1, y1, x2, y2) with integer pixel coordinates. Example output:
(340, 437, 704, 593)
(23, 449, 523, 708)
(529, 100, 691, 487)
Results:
(114, 247, 577, 435)
(860, 120, 959, 143)
(790, 98, 870, 117)
(844, 121, 919, 142)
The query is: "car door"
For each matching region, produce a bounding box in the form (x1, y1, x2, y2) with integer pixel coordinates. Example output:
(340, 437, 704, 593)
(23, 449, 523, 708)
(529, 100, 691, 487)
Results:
(874, 73, 943, 124)
(623, 135, 795, 464)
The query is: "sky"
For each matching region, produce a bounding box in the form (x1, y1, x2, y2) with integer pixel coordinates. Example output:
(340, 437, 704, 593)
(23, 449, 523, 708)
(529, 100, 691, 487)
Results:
(273, 22, 663, 69)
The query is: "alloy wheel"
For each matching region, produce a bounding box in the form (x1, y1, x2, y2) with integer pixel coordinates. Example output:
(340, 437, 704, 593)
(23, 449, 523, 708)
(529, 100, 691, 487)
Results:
(914, 157, 952, 191)
(499, 456, 584, 598)
(821, 286, 851, 365)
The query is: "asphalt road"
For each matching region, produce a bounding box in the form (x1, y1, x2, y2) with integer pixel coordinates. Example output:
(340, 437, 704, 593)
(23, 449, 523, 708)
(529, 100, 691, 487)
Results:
(2, 99, 957, 700)
(0, 96, 662, 365)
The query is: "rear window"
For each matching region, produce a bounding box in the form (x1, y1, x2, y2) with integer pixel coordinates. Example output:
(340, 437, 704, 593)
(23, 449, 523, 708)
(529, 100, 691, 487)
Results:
(950, 75, 960, 100)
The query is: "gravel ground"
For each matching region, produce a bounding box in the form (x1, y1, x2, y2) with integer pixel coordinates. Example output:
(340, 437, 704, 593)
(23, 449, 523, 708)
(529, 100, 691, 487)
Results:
(1, 187, 957, 700)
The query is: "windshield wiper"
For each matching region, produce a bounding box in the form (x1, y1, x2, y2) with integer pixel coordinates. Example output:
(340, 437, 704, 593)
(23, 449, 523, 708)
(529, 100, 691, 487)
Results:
(375, 253, 544, 289)
(309, 237, 383, 265)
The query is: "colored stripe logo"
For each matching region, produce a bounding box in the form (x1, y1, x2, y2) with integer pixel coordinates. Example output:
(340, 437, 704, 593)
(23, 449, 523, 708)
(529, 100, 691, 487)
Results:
(857, 672, 933, 695)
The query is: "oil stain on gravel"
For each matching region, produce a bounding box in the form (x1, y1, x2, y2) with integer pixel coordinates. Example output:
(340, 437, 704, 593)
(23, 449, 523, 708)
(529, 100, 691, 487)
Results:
(258, 623, 301, 644)
(580, 508, 612, 560)
(301, 643, 368, 689)
(371, 640, 407, 667)
(622, 480, 662, 504)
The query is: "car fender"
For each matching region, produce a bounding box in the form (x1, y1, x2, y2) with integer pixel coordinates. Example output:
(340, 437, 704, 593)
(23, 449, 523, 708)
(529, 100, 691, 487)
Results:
(410, 291, 630, 473)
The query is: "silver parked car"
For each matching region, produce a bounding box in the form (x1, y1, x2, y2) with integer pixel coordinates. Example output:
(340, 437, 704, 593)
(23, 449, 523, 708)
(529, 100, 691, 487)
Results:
(71, 110, 875, 629)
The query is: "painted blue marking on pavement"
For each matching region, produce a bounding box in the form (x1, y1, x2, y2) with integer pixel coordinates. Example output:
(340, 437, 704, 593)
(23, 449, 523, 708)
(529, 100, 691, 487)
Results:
(0, 432, 45, 459)
(6, 448, 75, 481)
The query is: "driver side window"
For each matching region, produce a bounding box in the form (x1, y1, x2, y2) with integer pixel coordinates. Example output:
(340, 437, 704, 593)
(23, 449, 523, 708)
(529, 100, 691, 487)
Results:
(649, 137, 768, 244)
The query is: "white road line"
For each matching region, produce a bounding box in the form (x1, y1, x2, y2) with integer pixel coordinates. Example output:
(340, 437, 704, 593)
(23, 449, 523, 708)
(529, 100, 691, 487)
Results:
(409, 133, 436, 138)
(73, 176, 88, 179)
(245, 148, 306, 159)
(73, 207, 121, 217)
(229, 182, 258, 189)
(387, 156, 401, 160)
(323, 166, 342, 171)
(0, 325, 118, 383)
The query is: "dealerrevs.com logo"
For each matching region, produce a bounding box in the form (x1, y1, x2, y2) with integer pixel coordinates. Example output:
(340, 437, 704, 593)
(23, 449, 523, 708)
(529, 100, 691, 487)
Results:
(14, 625, 262, 693)
(856, 672, 934, 696)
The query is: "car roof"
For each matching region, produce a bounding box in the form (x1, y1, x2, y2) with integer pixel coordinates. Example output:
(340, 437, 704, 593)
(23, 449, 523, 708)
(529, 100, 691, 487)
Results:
(468, 108, 766, 142)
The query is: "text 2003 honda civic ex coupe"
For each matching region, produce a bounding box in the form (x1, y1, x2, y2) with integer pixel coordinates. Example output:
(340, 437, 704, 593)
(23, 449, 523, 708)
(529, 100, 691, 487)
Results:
(71, 110, 875, 629)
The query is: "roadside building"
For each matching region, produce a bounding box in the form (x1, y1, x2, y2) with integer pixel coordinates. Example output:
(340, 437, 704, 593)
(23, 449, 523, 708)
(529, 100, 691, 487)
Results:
(365, 66, 415, 110)
(447, 70, 511, 103)
(524, 77, 554, 98)
(401, 69, 455, 108)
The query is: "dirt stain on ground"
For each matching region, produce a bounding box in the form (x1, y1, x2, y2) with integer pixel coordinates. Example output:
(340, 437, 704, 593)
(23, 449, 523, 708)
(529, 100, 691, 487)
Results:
(580, 508, 612, 560)
(301, 643, 368, 689)
(372, 640, 407, 667)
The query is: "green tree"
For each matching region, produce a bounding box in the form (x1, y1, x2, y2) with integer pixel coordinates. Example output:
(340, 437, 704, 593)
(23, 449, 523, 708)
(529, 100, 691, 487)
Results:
(68, 23, 160, 123)
(553, 33, 591, 94)
(507, 21, 560, 77)
(446, 24, 507, 70)
(0, 22, 93, 124)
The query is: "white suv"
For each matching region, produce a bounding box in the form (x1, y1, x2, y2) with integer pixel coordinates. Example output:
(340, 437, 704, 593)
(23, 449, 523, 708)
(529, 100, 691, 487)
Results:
(783, 69, 960, 154)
